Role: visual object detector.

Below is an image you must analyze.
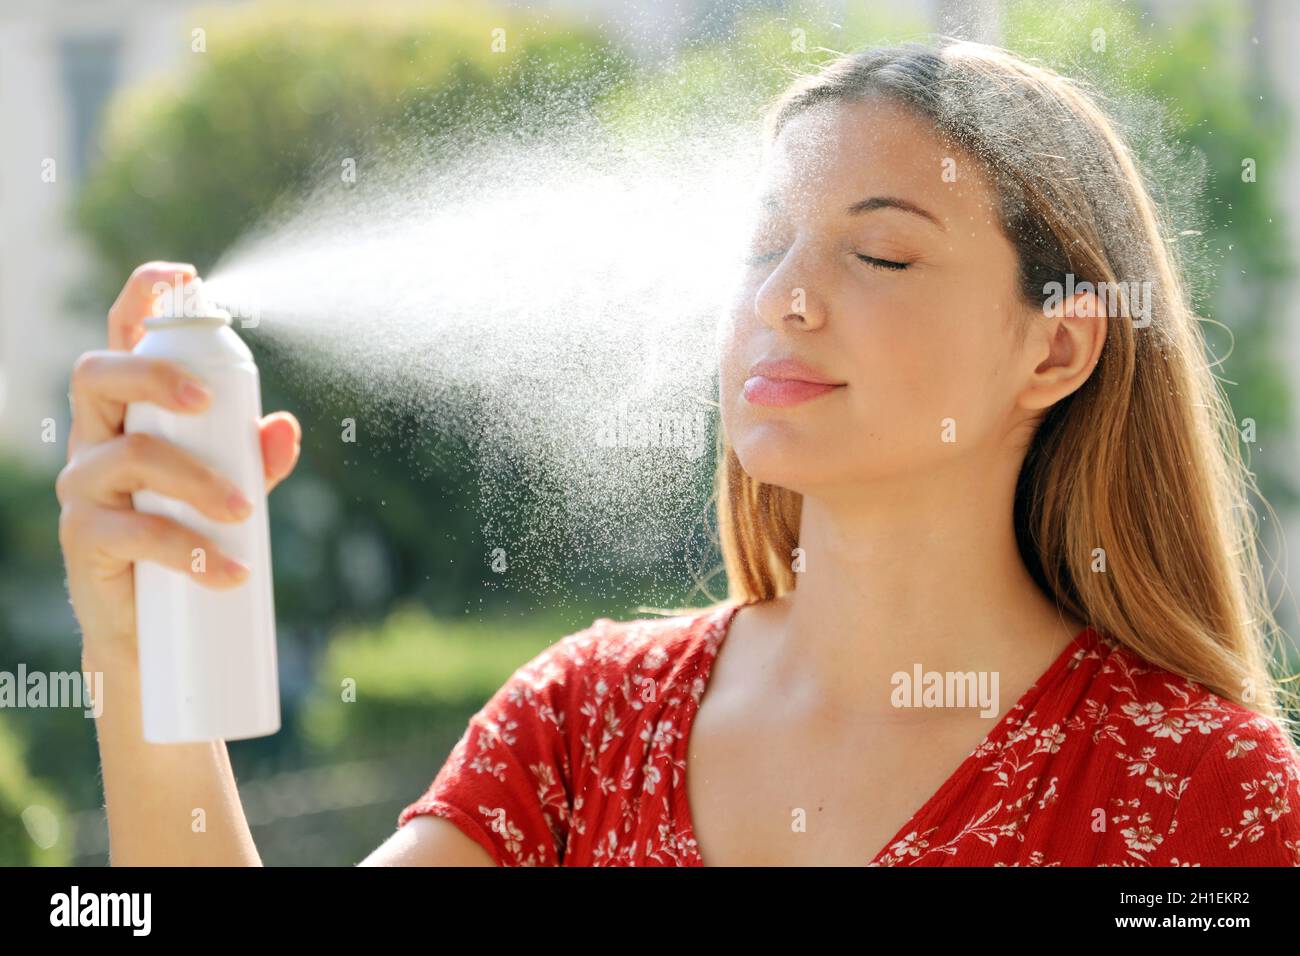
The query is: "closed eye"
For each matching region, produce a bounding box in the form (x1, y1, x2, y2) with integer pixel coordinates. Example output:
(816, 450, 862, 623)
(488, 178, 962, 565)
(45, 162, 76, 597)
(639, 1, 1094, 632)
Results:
(856, 254, 910, 272)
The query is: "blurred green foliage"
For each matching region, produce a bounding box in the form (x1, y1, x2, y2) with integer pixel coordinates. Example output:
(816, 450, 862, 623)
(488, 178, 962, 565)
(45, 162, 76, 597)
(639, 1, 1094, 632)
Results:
(15, 1, 647, 866)
(300, 602, 581, 760)
(0, 457, 95, 863)
(74, 3, 647, 643)
(0, 717, 68, 866)
(77, 3, 635, 290)
(998, 0, 1295, 510)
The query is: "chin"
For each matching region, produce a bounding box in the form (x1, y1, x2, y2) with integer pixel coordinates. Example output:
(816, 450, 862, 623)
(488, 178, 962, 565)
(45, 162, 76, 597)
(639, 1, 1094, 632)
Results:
(729, 422, 840, 493)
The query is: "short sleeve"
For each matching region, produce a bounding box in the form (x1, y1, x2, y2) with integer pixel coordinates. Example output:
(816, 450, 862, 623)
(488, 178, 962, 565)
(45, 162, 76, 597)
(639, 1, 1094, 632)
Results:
(1153, 712, 1300, 866)
(396, 637, 576, 866)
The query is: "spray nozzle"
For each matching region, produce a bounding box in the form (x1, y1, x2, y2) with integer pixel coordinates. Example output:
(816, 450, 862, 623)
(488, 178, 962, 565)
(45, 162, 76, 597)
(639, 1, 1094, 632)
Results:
(144, 275, 232, 329)
(184, 278, 232, 321)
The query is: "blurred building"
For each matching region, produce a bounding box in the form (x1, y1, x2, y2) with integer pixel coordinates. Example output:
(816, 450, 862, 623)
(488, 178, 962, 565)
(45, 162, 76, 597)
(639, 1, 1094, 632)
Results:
(0, 0, 223, 466)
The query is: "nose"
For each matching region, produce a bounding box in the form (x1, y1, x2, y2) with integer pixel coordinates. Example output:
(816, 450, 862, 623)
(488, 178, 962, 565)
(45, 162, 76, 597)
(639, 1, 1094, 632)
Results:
(753, 240, 829, 332)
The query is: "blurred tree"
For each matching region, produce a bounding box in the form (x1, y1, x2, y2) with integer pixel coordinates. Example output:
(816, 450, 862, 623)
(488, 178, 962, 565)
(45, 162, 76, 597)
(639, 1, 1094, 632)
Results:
(1000, 0, 1295, 515)
(0, 716, 68, 865)
(61, 1, 642, 861)
(74, 3, 640, 681)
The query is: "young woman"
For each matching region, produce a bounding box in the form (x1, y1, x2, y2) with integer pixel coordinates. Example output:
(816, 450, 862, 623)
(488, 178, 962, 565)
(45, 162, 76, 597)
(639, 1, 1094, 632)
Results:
(59, 40, 1300, 866)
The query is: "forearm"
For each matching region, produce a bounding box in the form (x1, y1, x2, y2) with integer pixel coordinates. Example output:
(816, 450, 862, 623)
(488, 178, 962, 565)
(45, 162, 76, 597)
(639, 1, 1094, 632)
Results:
(86, 640, 262, 866)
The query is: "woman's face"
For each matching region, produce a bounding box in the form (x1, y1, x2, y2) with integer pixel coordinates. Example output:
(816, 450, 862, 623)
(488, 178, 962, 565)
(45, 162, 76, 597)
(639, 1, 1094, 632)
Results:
(719, 96, 1042, 498)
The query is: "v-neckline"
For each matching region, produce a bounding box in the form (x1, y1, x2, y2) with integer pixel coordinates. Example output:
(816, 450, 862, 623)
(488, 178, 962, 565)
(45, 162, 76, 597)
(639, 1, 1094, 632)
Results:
(678, 598, 1097, 867)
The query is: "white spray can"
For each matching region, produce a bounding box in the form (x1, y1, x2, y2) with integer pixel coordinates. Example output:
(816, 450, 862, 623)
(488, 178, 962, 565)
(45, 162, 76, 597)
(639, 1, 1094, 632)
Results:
(124, 278, 279, 743)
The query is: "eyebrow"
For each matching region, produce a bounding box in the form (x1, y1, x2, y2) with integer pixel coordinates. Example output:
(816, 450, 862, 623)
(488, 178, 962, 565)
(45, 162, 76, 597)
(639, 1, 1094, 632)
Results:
(760, 192, 946, 231)
(845, 195, 946, 230)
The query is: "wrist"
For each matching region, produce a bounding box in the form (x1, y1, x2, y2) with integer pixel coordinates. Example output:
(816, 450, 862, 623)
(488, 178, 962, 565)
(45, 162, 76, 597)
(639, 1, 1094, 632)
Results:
(81, 633, 138, 677)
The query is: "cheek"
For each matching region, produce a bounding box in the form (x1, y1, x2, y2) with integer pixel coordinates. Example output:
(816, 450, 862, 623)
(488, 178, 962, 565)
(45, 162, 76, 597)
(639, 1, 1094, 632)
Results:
(717, 306, 756, 439)
(717, 274, 766, 392)
(839, 289, 939, 410)
(716, 301, 746, 379)
(716, 275, 1016, 491)
(839, 294, 1006, 453)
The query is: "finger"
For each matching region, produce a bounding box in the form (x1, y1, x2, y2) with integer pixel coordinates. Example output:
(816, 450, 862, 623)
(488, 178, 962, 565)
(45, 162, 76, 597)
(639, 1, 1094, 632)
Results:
(62, 432, 252, 523)
(95, 507, 251, 589)
(260, 412, 301, 494)
(108, 262, 198, 352)
(68, 351, 211, 455)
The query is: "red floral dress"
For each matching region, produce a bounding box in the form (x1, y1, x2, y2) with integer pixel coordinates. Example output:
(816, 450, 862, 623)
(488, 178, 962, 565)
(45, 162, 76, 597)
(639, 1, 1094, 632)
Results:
(397, 600, 1300, 866)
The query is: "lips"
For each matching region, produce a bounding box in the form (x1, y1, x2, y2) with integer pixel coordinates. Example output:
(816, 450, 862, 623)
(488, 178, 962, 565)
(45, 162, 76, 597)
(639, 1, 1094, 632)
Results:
(742, 357, 846, 408)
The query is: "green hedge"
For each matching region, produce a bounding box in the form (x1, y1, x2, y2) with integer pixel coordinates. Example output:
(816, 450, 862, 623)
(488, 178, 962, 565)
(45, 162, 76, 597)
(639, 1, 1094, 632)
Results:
(300, 601, 605, 761)
(0, 716, 69, 866)
(77, 2, 633, 293)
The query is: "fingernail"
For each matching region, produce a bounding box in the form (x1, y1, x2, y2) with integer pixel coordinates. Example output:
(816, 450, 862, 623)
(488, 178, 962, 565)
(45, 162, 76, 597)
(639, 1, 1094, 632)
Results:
(224, 557, 250, 579)
(177, 379, 210, 406)
(227, 489, 252, 517)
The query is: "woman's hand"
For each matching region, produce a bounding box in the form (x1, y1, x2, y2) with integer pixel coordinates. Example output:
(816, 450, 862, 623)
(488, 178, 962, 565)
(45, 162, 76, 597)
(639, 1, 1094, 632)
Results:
(62, 263, 497, 866)
(56, 261, 300, 662)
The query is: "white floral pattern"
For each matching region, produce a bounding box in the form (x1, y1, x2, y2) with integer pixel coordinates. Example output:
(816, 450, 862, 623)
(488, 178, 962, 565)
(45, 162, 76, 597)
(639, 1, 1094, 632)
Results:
(398, 602, 1300, 866)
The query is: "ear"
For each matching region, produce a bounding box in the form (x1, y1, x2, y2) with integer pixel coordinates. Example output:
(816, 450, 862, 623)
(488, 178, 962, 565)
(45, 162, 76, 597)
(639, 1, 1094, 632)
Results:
(1017, 291, 1107, 412)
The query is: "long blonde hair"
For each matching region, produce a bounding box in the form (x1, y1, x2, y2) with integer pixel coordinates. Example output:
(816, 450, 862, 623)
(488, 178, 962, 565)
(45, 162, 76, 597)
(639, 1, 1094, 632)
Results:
(713, 40, 1296, 726)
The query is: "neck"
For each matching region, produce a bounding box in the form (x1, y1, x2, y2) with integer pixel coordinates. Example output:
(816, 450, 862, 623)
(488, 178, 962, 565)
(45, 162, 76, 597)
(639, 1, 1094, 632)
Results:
(772, 450, 1083, 714)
